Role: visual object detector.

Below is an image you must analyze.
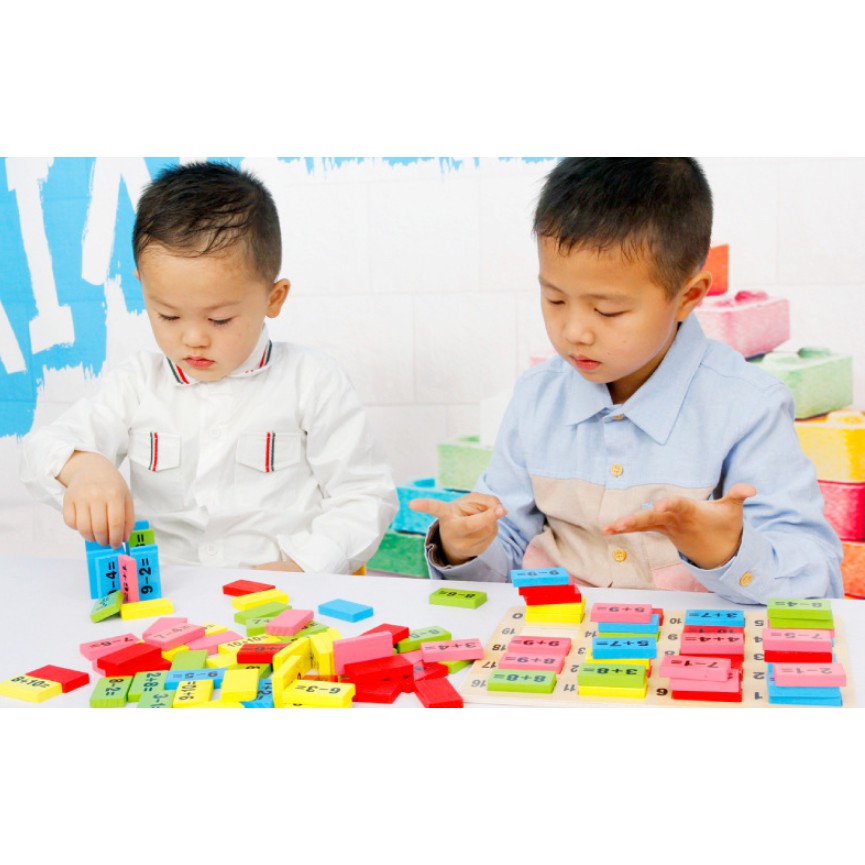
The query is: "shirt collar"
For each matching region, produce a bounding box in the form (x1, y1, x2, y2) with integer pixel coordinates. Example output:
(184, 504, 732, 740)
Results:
(165, 325, 274, 386)
(562, 314, 709, 444)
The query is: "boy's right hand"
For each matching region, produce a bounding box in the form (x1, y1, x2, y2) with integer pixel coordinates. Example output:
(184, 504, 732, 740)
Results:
(409, 493, 506, 566)
(57, 451, 135, 549)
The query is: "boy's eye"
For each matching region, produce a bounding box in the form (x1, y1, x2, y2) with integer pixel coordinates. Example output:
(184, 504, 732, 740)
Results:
(158, 313, 179, 322)
(210, 318, 232, 326)
(544, 298, 565, 306)
(596, 309, 624, 318)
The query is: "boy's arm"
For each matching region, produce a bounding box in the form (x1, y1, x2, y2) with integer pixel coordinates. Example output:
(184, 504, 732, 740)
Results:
(604, 384, 843, 603)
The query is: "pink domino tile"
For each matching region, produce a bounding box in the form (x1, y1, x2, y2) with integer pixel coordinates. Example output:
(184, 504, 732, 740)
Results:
(265, 609, 314, 637)
(498, 651, 566, 673)
(186, 631, 244, 654)
(659, 655, 731, 682)
(333, 632, 394, 674)
(419, 638, 484, 663)
(399, 650, 424, 665)
(762, 628, 834, 653)
(679, 633, 745, 657)
(142, 623, 206, 650)
(772, 662, 846, 688)
(80, 633, 139, 660)
(118, 554, 139, 602)
(589, 603, 653, 624)
(669, 668, 742, 693)
(142, 617, 188, 639)
(507, 635, 572, 657)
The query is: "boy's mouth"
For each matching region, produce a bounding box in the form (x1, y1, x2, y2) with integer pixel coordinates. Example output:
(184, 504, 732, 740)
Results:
(570, 354, 601, 371)
(184, 356, 215, 369)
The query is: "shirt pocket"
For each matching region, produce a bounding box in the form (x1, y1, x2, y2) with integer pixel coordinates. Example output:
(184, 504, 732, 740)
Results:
(235, 431, 305, 507)
(127, 430, 184, 513)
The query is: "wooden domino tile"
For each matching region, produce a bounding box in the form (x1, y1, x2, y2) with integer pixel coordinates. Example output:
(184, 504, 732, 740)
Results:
(457, 606, 857, 708)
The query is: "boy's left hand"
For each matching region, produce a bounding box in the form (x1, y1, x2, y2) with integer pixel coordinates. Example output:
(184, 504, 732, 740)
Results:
(601, 483, 757, 570)
(256, 558, 304, 572)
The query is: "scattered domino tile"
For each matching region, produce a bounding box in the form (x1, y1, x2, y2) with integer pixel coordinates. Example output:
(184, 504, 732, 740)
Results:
(419, 638, 484, 663)
(170, 650, 209, 670)
(128, 671, 168, 701)
(143, 623, 206, 651)
(138, 690, 174, 708)
(98, 643, 172, 677)
(266, 608, 315, 636)
(236, 643, 291, 665)
(120, 597, 174, 619)
(510, 567, 570, 588)
(242, 678, 275, 709)
(429, 587, 488, 608)
(487, 669, 557, 694)
(142, 617, 188, 639)
(415, 676, 463, 708)
(342, 655, 415, 691)
(0, 675, 63, 703)
(590, 603, 653, 624)
(26, 665, 90, 693)
(172, 679, 214, 707)
(318, 599, 374, 622)
(186, 631, 244, 654)
(353, 680, 403, 704)
(360, 623, 411, 646)
(283, 680, 355, 708)
(271, 656, 305, 708)
(223, 579, 276, 596)
(119, 554, 140, 602)
(231, 589, 290, 611)
(164, 669, 226, 690)
(91, 591, 124, 622)
(396, 626, 452, 654)
(90, 676, 132, 707)
(221, 668, 260, 702)
(333, 632, 394, 674)
(234, 602, 290, 624)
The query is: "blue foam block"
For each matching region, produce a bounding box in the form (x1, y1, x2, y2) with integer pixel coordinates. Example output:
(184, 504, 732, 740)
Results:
(318, 598, 375, 622)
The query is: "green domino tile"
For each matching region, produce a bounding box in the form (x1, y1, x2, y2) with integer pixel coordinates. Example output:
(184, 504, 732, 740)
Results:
(234, 602, 290, 624)
(91, 591, 124, 622)
(128, 671, 168, 702)
(436, 436, 493, 492)
(229, 663, 271, 676)
(170, 650, 209, 671)
(768, 616, 834, 630)
(577, 663, 647, 690)
(138, 690, 174, 708)
(487, 669, 557, 694)
(245, 618, 274, 636)
(296, 622, 330, 637)
(429, 587, 488, 609)
(396, 626, 452, 653)
(767, 598, 833, 620)
(128, 528, 156, 548)
(443, 659, 472, 674)
(90, 676, 132, 707)
(368, 529, 430, 578)
(594, 630, 660, 639)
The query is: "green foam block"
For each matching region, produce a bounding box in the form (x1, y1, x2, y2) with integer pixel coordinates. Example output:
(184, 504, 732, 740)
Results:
(487, 670, 557, 694)
(577, 662, 647, 689)
(429, 587, 487, 609)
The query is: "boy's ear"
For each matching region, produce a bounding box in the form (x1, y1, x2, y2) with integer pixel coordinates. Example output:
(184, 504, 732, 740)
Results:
(266, 279, 291, 318)
(675, 270, 712, 321)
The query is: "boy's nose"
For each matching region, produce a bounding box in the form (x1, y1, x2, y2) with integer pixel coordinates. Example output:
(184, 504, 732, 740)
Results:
(564, 315, 593, 346)
(183, 326, 210, 350)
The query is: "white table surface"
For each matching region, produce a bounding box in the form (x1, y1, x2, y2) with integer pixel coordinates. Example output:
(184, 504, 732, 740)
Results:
(3, 553, 864, 709)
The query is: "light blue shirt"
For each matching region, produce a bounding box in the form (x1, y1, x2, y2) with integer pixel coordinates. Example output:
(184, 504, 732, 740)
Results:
(426, 315, 843, 604)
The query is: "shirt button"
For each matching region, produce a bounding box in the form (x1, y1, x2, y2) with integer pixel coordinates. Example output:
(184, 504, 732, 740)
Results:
(613, 548, 627, 563)
(611, 464, 623, 477)
(739, 571, 754, 587)
(611, 414, 625, 421)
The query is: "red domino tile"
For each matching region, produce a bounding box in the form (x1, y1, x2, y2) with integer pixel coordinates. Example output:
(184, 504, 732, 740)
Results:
(671, 688, 743, 703)
(764, 650, 834, 664)
(360, 623, 411, 646)
(222, 579, 276, 596)
(652, 608, 664, 626)
(26, 665, 90, 693)
(415, 676, 463, 708)
(518, 584, 583, 606)
(413, 661, 449, 683)
(682, 625, 744, 635)
(97, 643, 171, 677)
(342, 655, 414, 690)
(352, 680, 403, 704)
(236, 643, 291, 665)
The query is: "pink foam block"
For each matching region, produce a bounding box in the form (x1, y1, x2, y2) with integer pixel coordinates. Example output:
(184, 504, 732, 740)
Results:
(695, 290, 790, 358)
(265, 609, 314, 637)
(186, 631, 244, 654)
(142, 623, 206, 650)
(333, 632, 394, 674)
(669, 668, 742, 693)
(659, 655, 731, 681)
(142, 617, 188, 639)
(80, 633, 139, 660)
(819, 481, 865, 541)
(419, 638, 484, 663)
(498, 652, 565, 673)
(118, 554, 139, 603)
(762, 628, 834, 653)
(772, 662, 846, 688)
(507, 635, 572, 657)
(679, 633, 745, 657)
(590, 603, 653, 624)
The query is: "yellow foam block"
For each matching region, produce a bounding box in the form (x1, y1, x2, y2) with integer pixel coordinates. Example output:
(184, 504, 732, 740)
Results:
(283, 680, 355, 708)
(795, 410, 865, 482)
(173, 679, 214, 707)
(309, 633, 335, 676)
(220, 668, 260, 702)
(121, 597, 174, 619)
(579, 682, 648, 699)
(524, 601, 585, 624)
(0, 675, 63, 703)
(202, 623, 228, 635)
(272, 656, 304, 708)
(230, 589, 290, 611)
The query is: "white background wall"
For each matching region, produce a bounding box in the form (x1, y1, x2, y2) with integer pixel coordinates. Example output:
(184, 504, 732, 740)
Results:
(3, 156, 865, 559)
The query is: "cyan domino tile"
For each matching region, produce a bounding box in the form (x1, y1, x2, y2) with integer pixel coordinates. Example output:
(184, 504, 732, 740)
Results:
(796, 411, 865, 482)
(819, 480, 865, 541)
(436, 436, 493, 492)
(749, 347, 853, 419)
(695, 290, 790, 358)
(393, 478, 461, 534)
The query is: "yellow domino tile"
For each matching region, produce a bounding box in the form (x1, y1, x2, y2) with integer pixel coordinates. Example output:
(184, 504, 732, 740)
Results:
(583, 650, 651, 669)
(218, 638, 251, 655)
(202, 623, 228, 635)
(230, 589, 290, 611)
(325, 627, 342, 642)
(172, 679, 214, 707)
(283, 680, 355, 708)
(0, 675, 63, 703)
(795, 410, 865, 482)
(121, 597, 174, 619)
(524, 601, 585, 624)
(273, 638, 312, 674)
(579, 683, 648, 699)
(161, 645, 189, 661)
(221, 668, 260, 702)
(207, 653, 235, 669)
(309, 633, 335, 676)
(272, 656, 304, 708)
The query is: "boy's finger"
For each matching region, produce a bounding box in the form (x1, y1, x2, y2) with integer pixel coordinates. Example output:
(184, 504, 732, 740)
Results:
(724, 483, 757, 504)
(409, 498, 452, 519)
(461, 504, 507, 535)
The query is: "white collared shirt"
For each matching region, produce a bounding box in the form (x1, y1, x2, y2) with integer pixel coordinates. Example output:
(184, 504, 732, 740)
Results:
(20, 327, 398, 573)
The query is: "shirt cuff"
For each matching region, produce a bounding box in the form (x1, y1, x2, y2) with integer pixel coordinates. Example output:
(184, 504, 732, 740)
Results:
(424, 520, 511, 583)
(277, 531, 350, 575)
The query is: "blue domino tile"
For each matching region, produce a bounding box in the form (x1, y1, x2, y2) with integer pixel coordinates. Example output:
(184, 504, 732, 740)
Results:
(165, 669, 226, 690)
(684, 609, 746, 628)
(591, 637, 658, 660)
(510, 568, 570, 587)
(129, 544, 162, 599)
(317, 599, 374, 622)
(766, 665, 842, 706)
(242, 678, 274, 708)
(597, 615, 661, 635)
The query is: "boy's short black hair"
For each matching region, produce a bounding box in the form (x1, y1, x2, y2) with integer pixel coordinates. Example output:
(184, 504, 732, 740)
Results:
(133, 161, 281, 282)
(533, 158, 713, 297)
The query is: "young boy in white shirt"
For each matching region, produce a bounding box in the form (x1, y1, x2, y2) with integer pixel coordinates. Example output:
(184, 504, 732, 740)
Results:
(20, 162, 398, 574)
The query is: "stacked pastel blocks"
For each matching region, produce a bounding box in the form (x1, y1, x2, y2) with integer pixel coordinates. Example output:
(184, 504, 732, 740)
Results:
(578, 603, 661, 699)
(764, 598, 845, 706)
(486, 568, 583, 696)
(658, 609, 746, 702)
(87, 520, 171, 621)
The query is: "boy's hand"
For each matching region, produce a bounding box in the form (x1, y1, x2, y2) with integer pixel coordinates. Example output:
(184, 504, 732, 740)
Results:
(256, 558, 304, 572)
(409, 493, 507, 566)
(601, 483, 757, 570)
(58, 451, 135, 549)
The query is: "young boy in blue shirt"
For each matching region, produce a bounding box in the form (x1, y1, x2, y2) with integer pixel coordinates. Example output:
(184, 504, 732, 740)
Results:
(412, 157, 842, 604)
